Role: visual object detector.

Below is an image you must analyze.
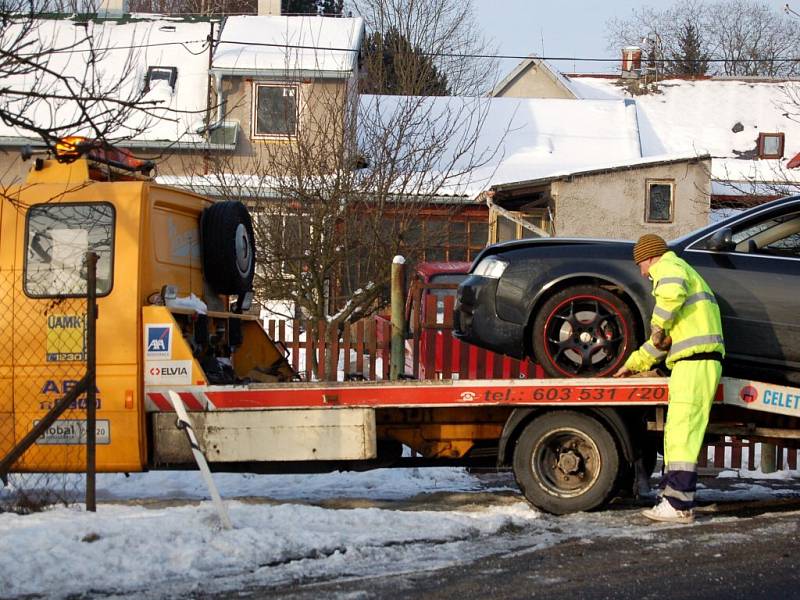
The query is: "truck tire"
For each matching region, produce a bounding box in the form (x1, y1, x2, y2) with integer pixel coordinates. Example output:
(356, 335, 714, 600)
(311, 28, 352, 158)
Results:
(201, 201, 256, 295)
(532, 285, 637, 378)
(513, 411, 620, 514)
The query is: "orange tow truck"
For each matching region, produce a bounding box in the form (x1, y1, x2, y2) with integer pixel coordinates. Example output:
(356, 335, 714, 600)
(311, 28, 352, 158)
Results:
(2, 143, 799, 514)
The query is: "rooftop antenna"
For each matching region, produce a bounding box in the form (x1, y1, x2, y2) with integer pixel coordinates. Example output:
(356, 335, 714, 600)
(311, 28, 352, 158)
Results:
(540, 28, 545, 58)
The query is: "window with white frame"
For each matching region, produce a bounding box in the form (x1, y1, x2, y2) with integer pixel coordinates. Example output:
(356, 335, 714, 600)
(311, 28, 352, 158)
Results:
(646, 180, 674, 223)
(252, 83, 298, 138)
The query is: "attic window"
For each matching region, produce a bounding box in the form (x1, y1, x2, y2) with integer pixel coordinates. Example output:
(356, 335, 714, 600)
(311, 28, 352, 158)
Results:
(144, 66, 178, 94)
(758, 132, 784, 159)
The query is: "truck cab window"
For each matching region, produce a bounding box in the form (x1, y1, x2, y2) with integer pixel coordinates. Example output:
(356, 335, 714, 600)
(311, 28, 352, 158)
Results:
(24, 203, 115, 297)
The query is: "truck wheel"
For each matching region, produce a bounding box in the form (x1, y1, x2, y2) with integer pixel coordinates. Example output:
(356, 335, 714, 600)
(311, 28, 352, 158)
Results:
(201, 201, 256, 295)
(532, 285, 637, 378)
(513, 411, 620, 514)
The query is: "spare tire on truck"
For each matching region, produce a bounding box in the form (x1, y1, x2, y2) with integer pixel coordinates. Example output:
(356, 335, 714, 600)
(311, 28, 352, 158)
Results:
(200, 201, 256, 295)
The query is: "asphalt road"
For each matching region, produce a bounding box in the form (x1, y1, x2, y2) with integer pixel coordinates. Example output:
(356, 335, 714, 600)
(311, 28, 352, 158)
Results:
(265, 508, 800, 600)
(218, 477, 800, 600)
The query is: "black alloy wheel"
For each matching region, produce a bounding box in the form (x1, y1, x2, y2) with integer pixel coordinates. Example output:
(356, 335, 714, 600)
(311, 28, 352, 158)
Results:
(532, 285, 637, 378)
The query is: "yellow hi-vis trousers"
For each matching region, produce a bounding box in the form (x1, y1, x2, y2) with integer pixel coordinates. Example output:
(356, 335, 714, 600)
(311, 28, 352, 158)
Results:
(664, 359, 722, 465)
(661, 359, 721, 509)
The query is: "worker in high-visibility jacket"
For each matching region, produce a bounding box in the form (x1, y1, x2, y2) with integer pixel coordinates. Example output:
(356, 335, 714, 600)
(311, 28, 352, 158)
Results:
(614, 234, 724, 524)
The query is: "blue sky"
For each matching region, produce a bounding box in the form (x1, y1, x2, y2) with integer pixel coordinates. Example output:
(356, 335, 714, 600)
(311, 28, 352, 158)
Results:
(474, 0, 794, 75)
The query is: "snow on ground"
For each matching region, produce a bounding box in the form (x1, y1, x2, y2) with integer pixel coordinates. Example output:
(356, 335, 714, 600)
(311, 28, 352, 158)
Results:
(0, 468, 528, 599)
(93, 466, 499, 502)
(1, 466, 800, 599)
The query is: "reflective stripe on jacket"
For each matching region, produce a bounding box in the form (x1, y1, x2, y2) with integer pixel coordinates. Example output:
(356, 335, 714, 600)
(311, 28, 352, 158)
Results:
(625, 251, 725, 372)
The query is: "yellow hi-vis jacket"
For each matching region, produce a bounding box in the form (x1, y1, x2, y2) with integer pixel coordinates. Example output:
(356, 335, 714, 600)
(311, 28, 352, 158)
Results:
(624, 251, 725, 372)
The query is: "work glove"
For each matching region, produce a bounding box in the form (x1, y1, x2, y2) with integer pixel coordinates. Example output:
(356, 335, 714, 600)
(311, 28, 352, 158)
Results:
(651, 326, 672, 351)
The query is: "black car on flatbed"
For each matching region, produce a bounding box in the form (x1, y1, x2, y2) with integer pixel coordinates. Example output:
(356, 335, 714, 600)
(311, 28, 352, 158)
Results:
(455, 196, 800, 384)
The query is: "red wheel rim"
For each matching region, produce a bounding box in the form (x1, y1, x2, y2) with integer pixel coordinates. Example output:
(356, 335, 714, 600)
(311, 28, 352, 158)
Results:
(541, 294, 630, 377)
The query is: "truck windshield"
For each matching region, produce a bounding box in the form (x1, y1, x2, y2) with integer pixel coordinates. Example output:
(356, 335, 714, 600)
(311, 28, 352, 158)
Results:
(24, 203, 115, 298)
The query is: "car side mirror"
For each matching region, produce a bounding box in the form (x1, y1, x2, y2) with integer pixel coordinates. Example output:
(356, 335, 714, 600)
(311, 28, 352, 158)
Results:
(706, 227, 734, 251)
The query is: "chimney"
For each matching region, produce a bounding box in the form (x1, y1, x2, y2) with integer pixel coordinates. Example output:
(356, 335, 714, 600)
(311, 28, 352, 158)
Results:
(258, 0, 281, 15)
(98, 0, 128, 17)
(621, 46, 642, 79)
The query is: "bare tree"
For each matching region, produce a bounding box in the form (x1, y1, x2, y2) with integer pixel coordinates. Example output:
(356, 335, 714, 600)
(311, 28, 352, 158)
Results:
(352, 0, 497, 96)
(709, 0, 800, 77)
(178, 73, 503, 379)
(606, 0, 800, 78)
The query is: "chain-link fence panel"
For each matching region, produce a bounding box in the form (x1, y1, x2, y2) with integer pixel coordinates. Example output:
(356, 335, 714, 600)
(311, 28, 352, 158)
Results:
(1, 265, 92, 513)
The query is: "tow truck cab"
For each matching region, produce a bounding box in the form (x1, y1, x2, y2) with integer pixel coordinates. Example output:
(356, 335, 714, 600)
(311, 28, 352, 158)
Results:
(0, 148, 292, 473)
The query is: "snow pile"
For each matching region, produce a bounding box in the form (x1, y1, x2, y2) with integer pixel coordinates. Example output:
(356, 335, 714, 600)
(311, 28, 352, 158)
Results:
(0, 500, 538, 598)
(0, 468, 529, 598)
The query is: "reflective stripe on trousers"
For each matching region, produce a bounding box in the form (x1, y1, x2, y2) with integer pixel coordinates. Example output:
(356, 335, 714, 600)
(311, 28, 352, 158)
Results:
(661, 472, 698, 510)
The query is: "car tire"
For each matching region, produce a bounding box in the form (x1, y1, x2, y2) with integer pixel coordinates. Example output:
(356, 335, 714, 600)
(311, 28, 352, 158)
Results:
(201, 201, 256, 295)
(513, 411, 620, 514)
(532, 285, 637, 378)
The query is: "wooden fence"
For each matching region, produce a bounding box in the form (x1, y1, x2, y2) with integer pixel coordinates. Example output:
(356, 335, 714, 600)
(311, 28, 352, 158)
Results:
(266, 318, 392, 382)
(265, 296, 542, 382)
(264, 295, 798, 472)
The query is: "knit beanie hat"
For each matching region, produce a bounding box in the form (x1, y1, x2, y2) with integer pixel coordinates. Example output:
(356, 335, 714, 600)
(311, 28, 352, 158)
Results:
(633, 234, 668, 264)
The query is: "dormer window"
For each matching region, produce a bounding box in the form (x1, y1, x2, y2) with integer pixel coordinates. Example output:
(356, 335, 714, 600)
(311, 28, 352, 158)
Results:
(144, 66, 177, 94)
(758, 132, 784, 159)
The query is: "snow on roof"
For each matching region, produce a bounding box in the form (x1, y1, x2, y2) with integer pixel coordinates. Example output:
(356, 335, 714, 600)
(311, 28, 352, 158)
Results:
(359, 95, 644, 199)
(212, 15, 363, 76)
(492, 152, 710, 190)
(161, 96, 647, 201)
(568, 76, 800, 182)
(562, 76, 622, 101)
(0, 17, 211, 144)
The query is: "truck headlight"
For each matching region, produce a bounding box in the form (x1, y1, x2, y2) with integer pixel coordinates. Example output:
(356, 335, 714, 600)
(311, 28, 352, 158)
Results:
(473, 256, 509, 279)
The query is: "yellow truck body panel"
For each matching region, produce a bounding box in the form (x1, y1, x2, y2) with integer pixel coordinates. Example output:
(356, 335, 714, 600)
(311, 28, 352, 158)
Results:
(0, 158, 214, 472)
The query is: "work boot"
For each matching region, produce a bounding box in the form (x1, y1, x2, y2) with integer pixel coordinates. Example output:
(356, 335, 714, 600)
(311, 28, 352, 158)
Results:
(641, 498, 694, 524)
